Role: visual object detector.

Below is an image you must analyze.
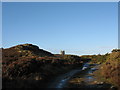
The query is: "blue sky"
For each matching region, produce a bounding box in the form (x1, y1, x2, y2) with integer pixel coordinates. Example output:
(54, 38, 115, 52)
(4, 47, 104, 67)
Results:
(2, 2, 118, 55)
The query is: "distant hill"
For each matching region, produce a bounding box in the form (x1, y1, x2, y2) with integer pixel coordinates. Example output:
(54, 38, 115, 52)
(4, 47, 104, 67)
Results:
(2, 44, 54, 58)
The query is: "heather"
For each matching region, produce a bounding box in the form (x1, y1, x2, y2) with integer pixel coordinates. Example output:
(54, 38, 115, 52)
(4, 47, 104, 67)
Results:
(2, 44, 120, 89)
(2, 44, 87, 88)
(100, 49, 120, 89)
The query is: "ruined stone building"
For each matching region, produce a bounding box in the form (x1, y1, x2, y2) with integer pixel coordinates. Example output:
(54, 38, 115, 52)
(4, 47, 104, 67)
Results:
(60, 50, 65, 55)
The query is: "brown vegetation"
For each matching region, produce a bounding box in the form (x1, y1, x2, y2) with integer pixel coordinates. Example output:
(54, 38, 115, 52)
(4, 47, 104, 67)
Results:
(79, 50, 120, 89)
(100, 50, 120, 89)
(2, 44, 88, 88)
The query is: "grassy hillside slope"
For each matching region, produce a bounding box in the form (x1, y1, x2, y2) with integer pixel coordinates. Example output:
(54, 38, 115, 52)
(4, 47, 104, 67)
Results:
(2, 44, 89, 88)
(81, 49, 120, 89)
(100, 49, 120, 89)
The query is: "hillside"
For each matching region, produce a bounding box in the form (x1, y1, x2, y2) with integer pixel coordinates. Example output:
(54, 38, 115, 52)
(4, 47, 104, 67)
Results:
(3, 44, 119, 89)
(100, 49, 120, 89)
(81, 49, 120, 89)
(3, 44, 54, 58)
(2, 44, 87, 88)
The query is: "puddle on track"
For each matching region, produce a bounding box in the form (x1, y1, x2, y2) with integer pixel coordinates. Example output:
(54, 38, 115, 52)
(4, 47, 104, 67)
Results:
(48, 63, 90, 88)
